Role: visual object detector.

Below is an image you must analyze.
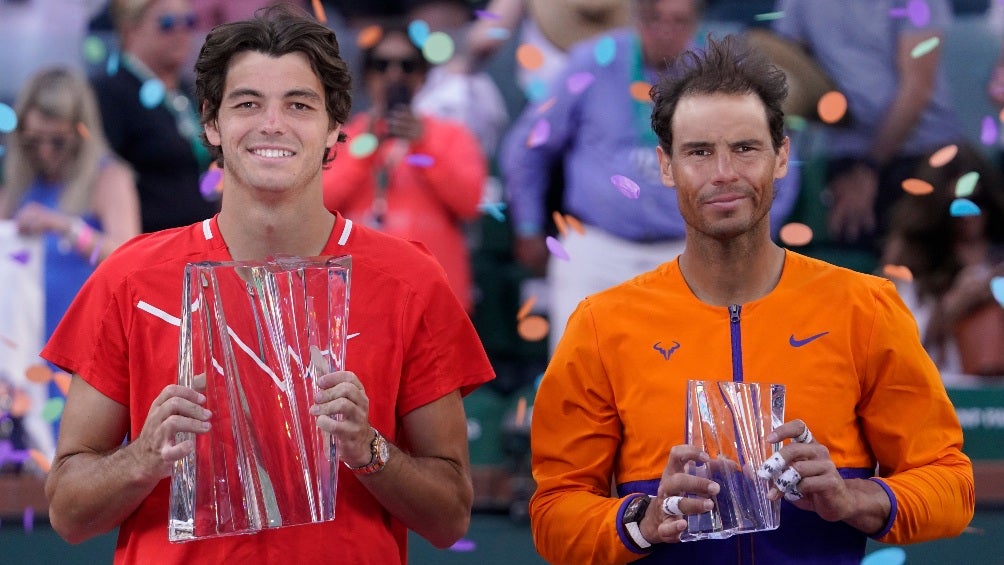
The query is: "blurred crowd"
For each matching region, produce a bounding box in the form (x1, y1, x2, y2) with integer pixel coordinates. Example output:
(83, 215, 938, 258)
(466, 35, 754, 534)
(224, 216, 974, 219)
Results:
(1, 0, 1003, 486)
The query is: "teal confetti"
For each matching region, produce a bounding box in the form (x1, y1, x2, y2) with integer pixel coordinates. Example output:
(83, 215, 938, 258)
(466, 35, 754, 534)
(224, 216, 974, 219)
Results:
(910, 36, 940, 58)
(106, 50, 120, 75)
(478, 202, 507, 222)
(594, 36, 617, 67)
(861, 547, 906, 565)
(139, 79, 166, 109)
(754, 11, 785, 21)
(0, 103, 17, 133)
(408, 19, 430, 47)
(954, 171, 979, 198)
(991, 276, 1004, 307)
(42, 397, 65, 423)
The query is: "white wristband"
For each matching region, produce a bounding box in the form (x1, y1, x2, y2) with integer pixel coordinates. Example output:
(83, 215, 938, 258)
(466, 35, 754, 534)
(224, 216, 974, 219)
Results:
(625, 521, 652, 549)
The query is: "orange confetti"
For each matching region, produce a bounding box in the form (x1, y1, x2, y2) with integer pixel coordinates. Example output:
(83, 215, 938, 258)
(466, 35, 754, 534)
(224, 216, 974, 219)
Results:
(357, 25, 383, 49)
(25, 364, 53, 384)
(28, 449, 52, 474)
(76, 121, 91, 139)
(1000, 107, 1004, 124)
(901, 178, 934, 195)
(552, 211, 568, 236)
(311, 0, 327, 23)
(817, 91, 847, 124)
(516, 44, 544, 71)
(778, 222, 813, 247)
(629, 81, 652, 103)
(928, 144, 958, 168)
(882, 264, 913, 282)
(9, 390, 31, 418)
(564, 215, 586, 235)
(536, 97, 557, 114)
(514, 396, 527, 427)
(516, 296, 537, 321)
(53, 372, 72, 396)
(517, 315, 550, 342)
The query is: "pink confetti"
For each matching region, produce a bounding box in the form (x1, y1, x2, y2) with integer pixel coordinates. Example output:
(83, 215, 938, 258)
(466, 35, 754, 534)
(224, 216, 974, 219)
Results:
(199, 168, 223, 199)
(545, 236, 570, 261)
(567, 72, 596, 95)
(981, 116, 998, 145)
(527, 118, 551, 148)
(449, 538, 477, 552)
(9, 249, 30, 264)
(405, 153, 435, 167)
(611, 175, 641, 199)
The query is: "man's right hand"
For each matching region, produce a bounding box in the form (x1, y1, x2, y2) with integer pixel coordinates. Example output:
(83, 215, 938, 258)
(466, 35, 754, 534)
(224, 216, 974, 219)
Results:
(131, 384, 212, 483)
(514, 234, 549, 277)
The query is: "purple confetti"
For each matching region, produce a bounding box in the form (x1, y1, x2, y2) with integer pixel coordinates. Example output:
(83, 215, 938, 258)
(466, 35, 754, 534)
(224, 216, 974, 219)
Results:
(8, 249, 30, 264)
(545, 236, 570, 261)
(474, 10, 500, 20)
(527, 118, 551, 148)
(566, 71, 596, 95)
(405, 153, 435, 168)
(981, 116, 999, 145)
(611, 175, 641, 199)
(449, 538, 477, 552)
(200, 168, 223, 199)
(23, 506, 34, 533)
(907, 0, 931, 27)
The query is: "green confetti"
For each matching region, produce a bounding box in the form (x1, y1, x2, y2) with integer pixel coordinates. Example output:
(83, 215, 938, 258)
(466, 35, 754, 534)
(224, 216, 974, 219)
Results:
(910, 37, 940, 59)
(348, 132, 379, 158)
(422, 32, 455, 64)
(754, 11, 785, 21)
(82, 36, 107, 64)
(955, 171, 979, 198)
(42, 397, 65, 422)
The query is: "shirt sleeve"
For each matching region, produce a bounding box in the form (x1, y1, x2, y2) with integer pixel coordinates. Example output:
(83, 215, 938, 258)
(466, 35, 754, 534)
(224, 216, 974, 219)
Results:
(860, 281, 974, 543)
(529, 300, 646, 564)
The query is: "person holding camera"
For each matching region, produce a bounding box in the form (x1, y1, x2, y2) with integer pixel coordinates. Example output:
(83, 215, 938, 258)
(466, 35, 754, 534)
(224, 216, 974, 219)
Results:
(322, 23, 486, 313)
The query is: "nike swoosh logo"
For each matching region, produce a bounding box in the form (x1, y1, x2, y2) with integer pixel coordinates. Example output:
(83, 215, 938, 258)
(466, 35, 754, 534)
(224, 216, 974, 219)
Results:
(789, 332, 829, 347)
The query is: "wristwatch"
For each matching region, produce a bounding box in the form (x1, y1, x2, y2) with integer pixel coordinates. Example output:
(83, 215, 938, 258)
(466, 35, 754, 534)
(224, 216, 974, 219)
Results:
(347, 427, 390, 475)
(622, 495, 653, 550)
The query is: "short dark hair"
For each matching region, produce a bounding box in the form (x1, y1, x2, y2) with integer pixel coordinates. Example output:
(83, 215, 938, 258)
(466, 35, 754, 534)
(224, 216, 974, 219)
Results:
(194, 3, 352, 166)
(650, 34, 788, 154)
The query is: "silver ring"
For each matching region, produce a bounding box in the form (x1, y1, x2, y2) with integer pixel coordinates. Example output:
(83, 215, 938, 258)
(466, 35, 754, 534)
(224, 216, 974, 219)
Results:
(794, 425, 813, 444)
(662, 495, 684, 516)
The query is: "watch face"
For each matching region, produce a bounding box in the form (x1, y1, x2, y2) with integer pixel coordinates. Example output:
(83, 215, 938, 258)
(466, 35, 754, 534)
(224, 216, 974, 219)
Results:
(377, 438, 390, 462)
(624, 496, 649, 523)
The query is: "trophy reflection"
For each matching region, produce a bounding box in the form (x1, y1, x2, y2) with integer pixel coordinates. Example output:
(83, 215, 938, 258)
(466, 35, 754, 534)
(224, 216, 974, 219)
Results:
(169, 255, 351, 542)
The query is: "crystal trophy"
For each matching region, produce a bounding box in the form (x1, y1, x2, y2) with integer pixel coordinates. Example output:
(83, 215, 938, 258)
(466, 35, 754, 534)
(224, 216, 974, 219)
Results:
(169, 255, 351, 542)
(681, 379, 785, 542)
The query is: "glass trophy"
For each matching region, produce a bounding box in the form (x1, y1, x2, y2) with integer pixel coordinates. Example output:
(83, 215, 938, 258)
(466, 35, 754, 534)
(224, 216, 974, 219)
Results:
(681, 379, 785, 542)
(168, 255, 351, 542)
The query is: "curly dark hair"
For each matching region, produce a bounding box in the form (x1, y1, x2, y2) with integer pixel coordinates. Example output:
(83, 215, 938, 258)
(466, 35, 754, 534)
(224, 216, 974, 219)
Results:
(194, 3, 352, 166)
(650, 34, 788, 155)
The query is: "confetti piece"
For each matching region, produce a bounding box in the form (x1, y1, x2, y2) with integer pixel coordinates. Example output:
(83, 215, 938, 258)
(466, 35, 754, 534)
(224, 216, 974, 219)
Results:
(817, 91, 847, 124)
(527, 118, 551, 147)
(422, 32, 455, 64)
(25, 364, 53, 384)
(474, 10, 500, 20)
(449, 538, 478, 552)
(28, 450, 51, 473)
(980, 116, 998, 146)
(23, 507, 34, 533)
(311, 0, 326, 22)
(861, 547, 906, 565)
(408, 19, 430, 47)
(536, 97, 557, 114)
(991, 276, 1004, 307)
(784, 115, 807, 132)
(0, 103, 16, 133)
(928, 144, 957, 168)
(565, 214, 586, 235)
(949, 198, 980, 217)
(9, 391, 31, 418)
(405, 153, 435, 168)
(516, 296, 537, 320)
(610, 175, 640, 199)
(42, 397, 66, 423)
(485, 27, 511, 41)
(514, 397, 528, 427)
(76, 121, 91, 139)
(0, 335, 16, 349)
(594, 36, 616, 67)
(882, 264, 913, 282)
(139, 79, 166, 109)
(552, 211, 568, 236)
(779, 222, 813, 246)
(1000, 107, 1004, 124)
(106, 50, 120, 75)
(82, 35, 107, 64)
(199, 167, 223, 199)
(955, 171, 979, 198)
(9, 249, 30, 264)
(357, 25, 383, 49)
(478, 201, 507, 222)
(567, 71, 596, 95)
(53, 372, 72, 396)
(754, 11, 785, 21)
(517, 315, 550, 342)
(516, 43, 545, 70)
(348, 132, 379, 158)
(545, 236, 570, 260)
(629, 81, 652, 103)
(907, 0, 931, 27)
(910, 36, 940, 59)
(524, 77, 549, 102)
(901, 178, 934, 195)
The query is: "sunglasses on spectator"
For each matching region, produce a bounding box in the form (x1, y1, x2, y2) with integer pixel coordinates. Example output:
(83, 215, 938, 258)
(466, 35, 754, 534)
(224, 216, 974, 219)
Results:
(157, 12, 198, 32)
(20, 134, 75, 153)
(368, 57, 423, 74)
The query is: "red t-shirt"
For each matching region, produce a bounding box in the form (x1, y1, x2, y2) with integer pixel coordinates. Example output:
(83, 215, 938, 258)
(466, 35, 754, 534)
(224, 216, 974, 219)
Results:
(42, 214, 495, 564)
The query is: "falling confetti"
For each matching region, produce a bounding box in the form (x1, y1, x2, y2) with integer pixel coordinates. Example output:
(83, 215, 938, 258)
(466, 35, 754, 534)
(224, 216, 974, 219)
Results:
(485, 27, 511, 41)
(408, 19, 430, 47)
(545, 236, 570, 260)
(991, 276, 1004, 307)
(28, 449, 51, 473)
(949, 198, 980, 217)
(784, 115, 807, 132)
(594, 36, 617, 67)
(0, 335, 16, 349)
(909, 36, 940, 59)
(527, 118, 551, 148)
(517, 315, 550, 342)
(25, 364, 53, 384)
(474, 10, 500, 20)
(778, 222, 813, 247)
(552, 211, 568, 236)
(448, 538, 477, 552)
(405, 153, 435, 168)
(754, 11, 785, 21)
(348, 132, 379, 158)
(861, 547, 906, 565)
(928, 144, 958, 168)
(629, 81, 652, 103)
(0, 103, 17, 133)
(980, 116, 998, 146)
(9, 249, 30, 265)
(311, 0, 327, 23)
(567, 71, 596, 95)
(357, 25, 383, 49)
(106, 50, 120, 75)
(422, 32, 455, 64)
(610, 175, 641, 199)
(516, 296, 537, 320)
(565, 215, 586, 235)
(901, 178, 934, 195)
(817, 91, 847, 124)
(76, 121, 91, 139)
(53, 372, 71, 396)
(882, 264, 913, 282)
(514, 396, 528, 427)
(478, 201, 507, 222)
(536, 97, 557, 114)
(23, 507, 34, 534)
(139, 79, 166, 109)
(524, 77, 549, 102)
(199, 167, 223, 199)
(42, 397, 66, 422)
(516, 44, 545, 70)
(82, 35, 107, 64)
(907, 0, 931, 27)
(954, 171, 979, 198)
